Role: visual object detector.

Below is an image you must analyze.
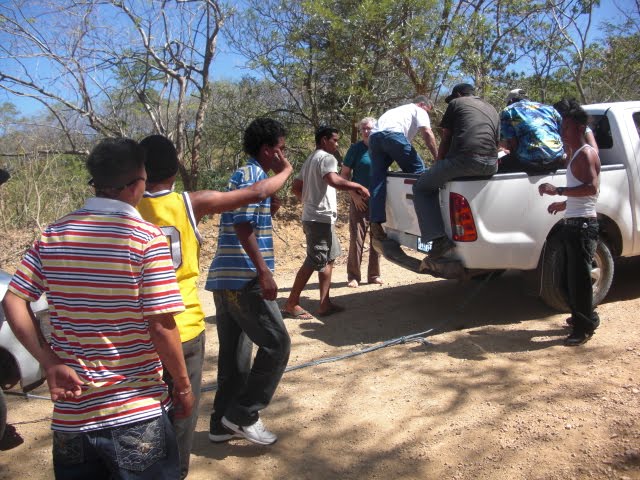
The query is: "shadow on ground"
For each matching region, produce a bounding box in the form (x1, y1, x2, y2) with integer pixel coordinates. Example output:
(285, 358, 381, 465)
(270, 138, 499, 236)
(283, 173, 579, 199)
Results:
(188, 258, 640, 480)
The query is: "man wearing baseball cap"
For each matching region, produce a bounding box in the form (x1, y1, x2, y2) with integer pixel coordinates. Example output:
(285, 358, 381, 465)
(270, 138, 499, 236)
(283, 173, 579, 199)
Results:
(412, 83, 500, 260)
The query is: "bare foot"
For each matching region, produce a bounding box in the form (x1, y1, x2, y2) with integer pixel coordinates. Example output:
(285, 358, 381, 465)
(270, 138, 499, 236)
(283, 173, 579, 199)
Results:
(369, 277, 384, 285)
(347, 279, 359, 288)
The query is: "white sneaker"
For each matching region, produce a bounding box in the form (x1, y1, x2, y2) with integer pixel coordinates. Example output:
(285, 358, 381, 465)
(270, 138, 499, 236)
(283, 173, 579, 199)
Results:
(208, 416, 242, 443)
(221, 416, 278, 445)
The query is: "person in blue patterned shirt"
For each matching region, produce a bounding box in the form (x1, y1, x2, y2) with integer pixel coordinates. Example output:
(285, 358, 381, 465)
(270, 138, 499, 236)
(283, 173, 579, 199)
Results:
(499, 88, 564, 173)
(204, 118, 293, 446)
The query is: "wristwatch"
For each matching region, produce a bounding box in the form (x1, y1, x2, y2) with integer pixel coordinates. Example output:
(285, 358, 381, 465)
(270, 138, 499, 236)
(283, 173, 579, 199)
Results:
(557, 187, 565, 196)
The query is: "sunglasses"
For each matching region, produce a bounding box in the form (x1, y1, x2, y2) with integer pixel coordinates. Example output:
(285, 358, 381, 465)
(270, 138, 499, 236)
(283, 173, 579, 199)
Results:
(88, 177, 146, 190)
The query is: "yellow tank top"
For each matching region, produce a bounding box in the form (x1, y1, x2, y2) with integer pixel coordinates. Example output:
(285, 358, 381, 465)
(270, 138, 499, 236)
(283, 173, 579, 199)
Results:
(137, 191, 205, 342)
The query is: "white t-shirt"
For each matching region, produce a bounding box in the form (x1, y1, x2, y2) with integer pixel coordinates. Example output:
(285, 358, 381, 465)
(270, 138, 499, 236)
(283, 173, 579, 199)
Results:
(296, 149, 338, 224)
(371, 103, 431, 142)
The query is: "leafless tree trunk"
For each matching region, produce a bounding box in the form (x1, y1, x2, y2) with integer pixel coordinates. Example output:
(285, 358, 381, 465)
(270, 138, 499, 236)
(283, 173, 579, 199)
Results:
(0, 0, 227, 189)
(549, 0, 596, 103)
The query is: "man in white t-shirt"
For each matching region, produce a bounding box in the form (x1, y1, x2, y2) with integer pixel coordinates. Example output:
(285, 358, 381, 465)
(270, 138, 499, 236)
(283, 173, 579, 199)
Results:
(282, 126, 369, 319)
(368, 96, 438, 243)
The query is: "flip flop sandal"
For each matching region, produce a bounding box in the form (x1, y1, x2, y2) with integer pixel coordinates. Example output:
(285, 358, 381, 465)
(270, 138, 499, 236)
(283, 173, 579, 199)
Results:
(281, 309, 314, 320)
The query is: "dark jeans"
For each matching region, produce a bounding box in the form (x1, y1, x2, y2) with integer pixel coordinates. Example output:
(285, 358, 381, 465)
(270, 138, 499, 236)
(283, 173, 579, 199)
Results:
(52, 411, 179, 480)
(368, 131, 426, 223)
(164, 331, 205, 480)
(213, 278, 291, 426)
(412, 154, 497, 241)
(560, 218, 600, 334)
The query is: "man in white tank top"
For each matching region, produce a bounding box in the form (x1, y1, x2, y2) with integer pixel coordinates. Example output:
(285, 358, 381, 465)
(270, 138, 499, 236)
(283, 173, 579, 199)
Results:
(538, 100, 601, 346)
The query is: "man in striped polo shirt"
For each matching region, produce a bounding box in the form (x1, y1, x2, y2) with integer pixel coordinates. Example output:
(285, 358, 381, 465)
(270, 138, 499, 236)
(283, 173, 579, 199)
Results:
(2, 138, 193, 479)
(205, 118, 292, 446)
(138, 134, 292, 475)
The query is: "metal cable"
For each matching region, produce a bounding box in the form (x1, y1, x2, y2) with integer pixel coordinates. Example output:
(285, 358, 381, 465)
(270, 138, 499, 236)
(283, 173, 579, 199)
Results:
(201, 328, 435, 393)
(4, 327, 444, 400)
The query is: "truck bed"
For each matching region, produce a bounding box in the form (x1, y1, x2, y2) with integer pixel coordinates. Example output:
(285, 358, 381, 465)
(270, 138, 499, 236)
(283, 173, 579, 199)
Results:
(384, 164, 630, 274)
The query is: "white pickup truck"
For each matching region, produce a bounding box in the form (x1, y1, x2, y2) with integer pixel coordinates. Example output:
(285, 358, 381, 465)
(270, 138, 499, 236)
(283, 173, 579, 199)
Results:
(381, 101, 640, 311)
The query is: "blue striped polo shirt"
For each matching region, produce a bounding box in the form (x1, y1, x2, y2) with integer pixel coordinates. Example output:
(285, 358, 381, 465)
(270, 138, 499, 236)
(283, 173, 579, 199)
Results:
(205, 158, 274, 291)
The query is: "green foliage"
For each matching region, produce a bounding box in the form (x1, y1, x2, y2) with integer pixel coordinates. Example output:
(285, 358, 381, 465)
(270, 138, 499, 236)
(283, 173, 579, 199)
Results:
(197, 168, 233, 193)
(1, 0, 638, 199)
(0, 154, 88, 230)
(199, 77, 320, 190)
(581, 31, 640, 101)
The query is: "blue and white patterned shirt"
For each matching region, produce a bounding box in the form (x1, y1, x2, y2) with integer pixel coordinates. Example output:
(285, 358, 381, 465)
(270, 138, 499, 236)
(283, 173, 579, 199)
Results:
(205, 158, 274, 291)
(500, 100, 564, 163)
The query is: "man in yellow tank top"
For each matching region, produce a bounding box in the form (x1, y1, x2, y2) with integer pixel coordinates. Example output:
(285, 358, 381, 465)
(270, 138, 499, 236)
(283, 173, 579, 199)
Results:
(138, 135, 292, 479)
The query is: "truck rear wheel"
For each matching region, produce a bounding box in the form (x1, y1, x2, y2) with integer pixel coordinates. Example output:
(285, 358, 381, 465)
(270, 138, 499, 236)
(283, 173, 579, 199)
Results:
(539, 235, 614, 312)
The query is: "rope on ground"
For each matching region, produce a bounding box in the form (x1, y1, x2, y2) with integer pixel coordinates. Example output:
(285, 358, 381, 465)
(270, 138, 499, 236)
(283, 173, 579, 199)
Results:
(5, 329, 438, 399)
(201, 328, 435, 393)
(3, 391, 50, 401)
(9, 416, 52, 425)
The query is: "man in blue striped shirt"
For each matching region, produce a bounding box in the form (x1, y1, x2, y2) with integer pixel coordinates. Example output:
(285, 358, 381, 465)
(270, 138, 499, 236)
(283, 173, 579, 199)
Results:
(205, 118, 292, 446)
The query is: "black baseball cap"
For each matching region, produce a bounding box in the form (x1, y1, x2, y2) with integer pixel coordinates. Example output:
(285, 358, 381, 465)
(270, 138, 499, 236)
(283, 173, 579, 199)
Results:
(445, 83, 476, 103)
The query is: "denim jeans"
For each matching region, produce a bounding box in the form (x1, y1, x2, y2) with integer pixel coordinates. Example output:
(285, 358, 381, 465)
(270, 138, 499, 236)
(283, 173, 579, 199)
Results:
(213, 278, 291, 426)
(52, 410, 179, 480)
(412, 154, 497, 241)
(211, 332, 253, 424)
(368, 131, 426, 223)
(164, 331, 205, 480)
(560, 218, 600, 334)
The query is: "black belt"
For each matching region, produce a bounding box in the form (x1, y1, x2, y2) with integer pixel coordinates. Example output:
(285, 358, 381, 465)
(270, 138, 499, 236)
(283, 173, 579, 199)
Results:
(564, 217, 598, 227)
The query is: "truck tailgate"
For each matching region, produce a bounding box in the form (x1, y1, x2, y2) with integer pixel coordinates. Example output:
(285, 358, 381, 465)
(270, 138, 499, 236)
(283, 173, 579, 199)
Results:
(385, 171, 568, 270)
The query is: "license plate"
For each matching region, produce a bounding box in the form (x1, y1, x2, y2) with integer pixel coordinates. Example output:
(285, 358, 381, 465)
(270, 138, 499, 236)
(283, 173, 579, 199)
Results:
(417, 237, 433, 253)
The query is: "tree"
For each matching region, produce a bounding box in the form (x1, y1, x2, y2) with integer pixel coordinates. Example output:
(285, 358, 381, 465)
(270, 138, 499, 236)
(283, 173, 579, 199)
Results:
(0, 0, 229, 189)
(547, 0, 599, 103)
(579, 0, 640, 101)
(579, 32, 640, 102)
(195, 77, 316, 194)
(227, 0, 461, 148)
(456, 0, 547, 100)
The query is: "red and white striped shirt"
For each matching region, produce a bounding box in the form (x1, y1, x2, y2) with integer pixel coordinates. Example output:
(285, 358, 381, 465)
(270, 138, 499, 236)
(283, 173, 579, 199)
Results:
(9, 197, 184, 432)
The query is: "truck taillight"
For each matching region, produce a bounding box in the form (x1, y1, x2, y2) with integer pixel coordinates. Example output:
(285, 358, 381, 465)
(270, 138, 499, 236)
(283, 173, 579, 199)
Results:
(449, 192, 477, 241)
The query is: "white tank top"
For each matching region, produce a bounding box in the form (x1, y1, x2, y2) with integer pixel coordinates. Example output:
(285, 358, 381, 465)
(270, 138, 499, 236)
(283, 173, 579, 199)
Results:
(565, 144, 598, 218)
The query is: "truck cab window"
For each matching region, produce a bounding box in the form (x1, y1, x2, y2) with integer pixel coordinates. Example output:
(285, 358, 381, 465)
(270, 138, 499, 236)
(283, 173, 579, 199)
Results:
(590, 114, 613, 150)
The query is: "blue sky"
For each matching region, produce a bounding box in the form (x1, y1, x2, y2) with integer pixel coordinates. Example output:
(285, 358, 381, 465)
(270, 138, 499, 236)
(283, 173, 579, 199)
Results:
(1, 0, 636, 117)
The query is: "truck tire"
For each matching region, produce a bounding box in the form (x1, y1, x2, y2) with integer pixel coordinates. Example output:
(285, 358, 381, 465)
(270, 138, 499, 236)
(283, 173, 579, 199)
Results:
(539, 235, 614, 312)
(0, 389, 6, 440)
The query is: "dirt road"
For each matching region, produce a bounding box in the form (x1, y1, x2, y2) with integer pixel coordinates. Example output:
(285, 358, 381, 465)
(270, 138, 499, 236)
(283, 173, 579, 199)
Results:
(1, 219, 639, 479)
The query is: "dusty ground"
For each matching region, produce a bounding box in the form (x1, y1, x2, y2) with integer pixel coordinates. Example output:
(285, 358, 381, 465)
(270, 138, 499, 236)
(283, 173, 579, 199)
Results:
(1, 205, 639, 480)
